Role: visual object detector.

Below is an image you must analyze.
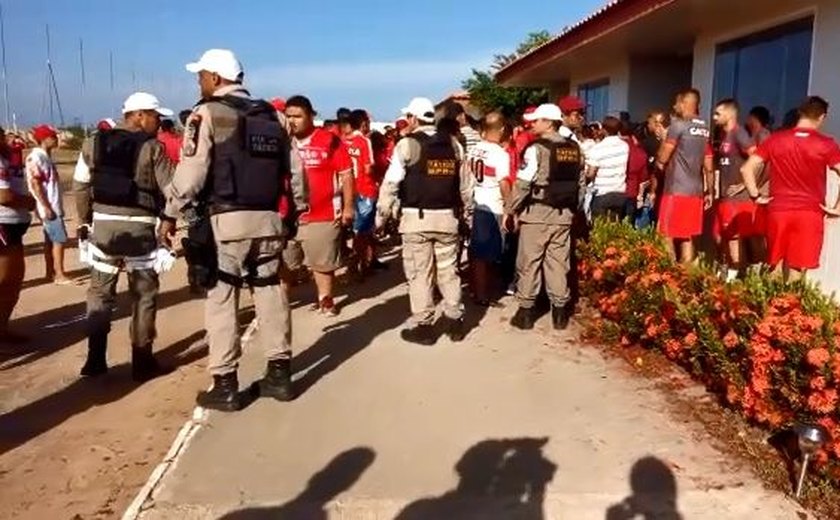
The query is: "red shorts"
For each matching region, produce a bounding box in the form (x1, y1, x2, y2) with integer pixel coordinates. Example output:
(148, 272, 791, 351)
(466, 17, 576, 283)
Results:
(766, 210, 824, 270)
(657, 194, 704, 239)
(714, 199, 760, 240)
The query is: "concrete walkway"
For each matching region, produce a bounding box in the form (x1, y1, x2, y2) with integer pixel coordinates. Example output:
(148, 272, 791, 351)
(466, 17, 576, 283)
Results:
(139, 261, 807, 520)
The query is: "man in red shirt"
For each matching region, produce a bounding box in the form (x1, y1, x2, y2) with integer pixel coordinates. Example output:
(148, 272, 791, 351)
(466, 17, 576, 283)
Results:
(157, 119, 182, 164)
(712, 99, 759, 280)
(285, 96, 354, 315)
(742, 96, 840, 282)
(343, 109, 379, 274)
(620, 122, 650, 223)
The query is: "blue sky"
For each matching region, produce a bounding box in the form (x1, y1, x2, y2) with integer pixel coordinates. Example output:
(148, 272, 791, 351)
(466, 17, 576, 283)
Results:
(1, 0, 604, 127)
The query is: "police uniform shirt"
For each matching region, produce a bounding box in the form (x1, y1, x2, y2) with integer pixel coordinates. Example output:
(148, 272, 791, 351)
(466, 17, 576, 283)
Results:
(165, 84, 285, 242)
(73, 123, 174, 256)
(510, 132, 577, 226)
(377, 124, 473, 235)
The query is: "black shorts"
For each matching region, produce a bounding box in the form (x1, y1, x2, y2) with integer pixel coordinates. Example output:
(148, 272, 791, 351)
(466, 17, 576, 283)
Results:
(0, 222, 30, 247)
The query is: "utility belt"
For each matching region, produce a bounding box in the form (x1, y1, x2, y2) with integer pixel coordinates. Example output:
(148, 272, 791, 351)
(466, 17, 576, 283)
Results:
(402, 207, 456, 219)
(80, 213, 174, 274)
(180, 209, 280, 292)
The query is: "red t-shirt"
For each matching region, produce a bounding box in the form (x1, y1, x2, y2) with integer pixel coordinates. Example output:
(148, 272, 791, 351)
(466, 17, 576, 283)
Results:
(514, 130, 535, 155)
(157, 131, 182, 164)
(8, 140, 24, 169)
(296, 128, 353, 223)
(343, 132, 377, 199)
(623, 136, 649, 199)
(756, 127, 840, 212)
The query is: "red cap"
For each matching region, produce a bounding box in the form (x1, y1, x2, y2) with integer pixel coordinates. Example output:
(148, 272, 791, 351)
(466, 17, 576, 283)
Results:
(557, 95, 586, 113)
(395, 117, 408, 131)
(97, 118, 116, 131)
(270, 97, 286, 112)
(522, 106, 538, 128)
(32, 125, 58, 143)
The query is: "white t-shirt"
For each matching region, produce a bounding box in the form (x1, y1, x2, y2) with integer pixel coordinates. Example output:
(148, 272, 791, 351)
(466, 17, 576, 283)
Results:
(585, 135, 629, 194)
(25, 147, 63, 218)
(467, 140, 510, 215)
(0, 155, 31, 224)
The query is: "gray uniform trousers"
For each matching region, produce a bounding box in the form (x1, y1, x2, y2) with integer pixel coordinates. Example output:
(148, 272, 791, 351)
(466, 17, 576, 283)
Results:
(206, 237, 291, 376)
(87, 221, 159, 349)
(515, 222, 572, 309)
(402, 232, 464, 325)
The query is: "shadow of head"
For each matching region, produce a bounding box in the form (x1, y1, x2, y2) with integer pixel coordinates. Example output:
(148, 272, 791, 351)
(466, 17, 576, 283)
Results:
(606, 456, 682, 520)
(216, 447, 376, 520)
(454, 437, 557, 497)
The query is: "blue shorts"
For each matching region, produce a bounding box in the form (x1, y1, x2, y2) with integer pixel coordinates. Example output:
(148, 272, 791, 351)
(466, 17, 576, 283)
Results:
(42, 217, 68, 244)
(353, 196, 376, 234)
(470, 209, 503, 262)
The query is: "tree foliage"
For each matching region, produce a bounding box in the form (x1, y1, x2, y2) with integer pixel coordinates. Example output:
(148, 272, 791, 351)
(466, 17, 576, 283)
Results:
(462, 31, 552, 118)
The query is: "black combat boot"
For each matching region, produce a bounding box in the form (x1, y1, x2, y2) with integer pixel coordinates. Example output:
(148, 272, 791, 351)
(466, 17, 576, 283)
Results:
(510, 307, 535, 330)
(259, 359, 294, 401)
(400, 323, 436, 346)
(551, 305, 571, 331)
(444, 317, 467, 342)
(196, 373, 242, 412)
(131, 347, 171, 383)
(80, 334, 108, 377)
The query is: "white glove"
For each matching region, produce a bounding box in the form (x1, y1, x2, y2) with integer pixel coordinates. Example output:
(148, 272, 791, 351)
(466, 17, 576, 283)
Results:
(153, 247, 177, 274)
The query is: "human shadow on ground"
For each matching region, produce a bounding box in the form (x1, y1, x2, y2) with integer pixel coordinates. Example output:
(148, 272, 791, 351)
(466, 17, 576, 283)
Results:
(395, 437, 557, 520)
(605, 456, 683, 520)
(291, 293, 411, 396)
(0, 284, 198, 370)
(0, 329, 207, 455)
(216, 447, 376, 520)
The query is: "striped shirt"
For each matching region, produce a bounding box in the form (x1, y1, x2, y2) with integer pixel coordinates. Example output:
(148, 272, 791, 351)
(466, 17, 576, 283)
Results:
(586, 135, 629, 194)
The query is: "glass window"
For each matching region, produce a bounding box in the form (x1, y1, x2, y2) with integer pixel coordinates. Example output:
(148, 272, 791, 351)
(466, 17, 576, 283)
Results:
(578, 79, 610, 122)
(713, 17, 813, 128)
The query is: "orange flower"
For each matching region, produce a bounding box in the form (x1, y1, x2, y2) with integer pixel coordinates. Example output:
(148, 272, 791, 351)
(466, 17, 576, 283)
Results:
(604, 246, 618, 257)
(723, 331, 739, 350)
(593, 268, 604, 281)
(831, 354, 840, 381)
(683, 332, 698, 348)
(807, 347, 831, 369)
(664, 339, 682, 360)
(807, 388, 839, 414)
(810, 376, 827, 390)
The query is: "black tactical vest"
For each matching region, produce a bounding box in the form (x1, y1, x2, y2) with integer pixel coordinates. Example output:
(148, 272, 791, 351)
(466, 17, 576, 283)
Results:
(203, 95, 290, 215)
(92, 130, 159, 214)
(529, 137, 582, 210)
(399, 132, 460, 211)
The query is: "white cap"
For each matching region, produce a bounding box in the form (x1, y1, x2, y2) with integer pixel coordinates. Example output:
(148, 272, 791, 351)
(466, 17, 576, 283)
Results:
(186, 49, 243, 81)
(401, 97, 436, 123)
(524, 103, 564, 122)
(122, 92, 174, 117)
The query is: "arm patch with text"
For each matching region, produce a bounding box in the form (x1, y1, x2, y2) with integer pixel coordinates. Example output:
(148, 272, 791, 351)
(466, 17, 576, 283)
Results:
(182, 114, 202, 158)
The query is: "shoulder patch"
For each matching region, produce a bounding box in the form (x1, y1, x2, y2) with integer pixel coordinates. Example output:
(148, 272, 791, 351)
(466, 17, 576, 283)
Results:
(182, 114, 202, 158)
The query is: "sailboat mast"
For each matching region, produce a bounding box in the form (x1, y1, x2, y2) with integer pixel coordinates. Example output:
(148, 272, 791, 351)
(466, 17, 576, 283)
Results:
(0, 3, 11, 129)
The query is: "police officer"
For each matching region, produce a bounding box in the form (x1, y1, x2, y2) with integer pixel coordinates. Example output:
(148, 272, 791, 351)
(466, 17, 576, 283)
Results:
(509, 103, 582, 331)
(165, 49, 298, 411)
(73, 92, 175, 381)
(376, 97, 473, 345)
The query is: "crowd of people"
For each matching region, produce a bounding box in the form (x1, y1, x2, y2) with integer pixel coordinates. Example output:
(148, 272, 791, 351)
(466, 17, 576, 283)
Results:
(1, 46, 839, 412)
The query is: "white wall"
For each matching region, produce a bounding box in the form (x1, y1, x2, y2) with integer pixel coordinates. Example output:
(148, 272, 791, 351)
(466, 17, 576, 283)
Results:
(569, 57, 630, 117)
(692, 0, 840, 297)
(627, 56, 693, 121)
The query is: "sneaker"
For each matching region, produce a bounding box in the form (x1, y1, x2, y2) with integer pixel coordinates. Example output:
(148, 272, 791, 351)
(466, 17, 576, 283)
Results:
(506, 283, 516, 296)
(319, 296, 338, 317)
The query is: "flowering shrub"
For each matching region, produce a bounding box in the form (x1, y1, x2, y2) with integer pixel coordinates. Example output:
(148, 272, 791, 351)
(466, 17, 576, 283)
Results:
(579, 219, 840, 477)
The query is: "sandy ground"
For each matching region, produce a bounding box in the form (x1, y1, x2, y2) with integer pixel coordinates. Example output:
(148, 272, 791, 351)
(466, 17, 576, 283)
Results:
(0, 168, 210, 520)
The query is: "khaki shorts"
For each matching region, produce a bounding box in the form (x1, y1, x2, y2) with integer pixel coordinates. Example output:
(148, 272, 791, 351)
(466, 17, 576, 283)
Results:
(299, 221, 342, 272)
